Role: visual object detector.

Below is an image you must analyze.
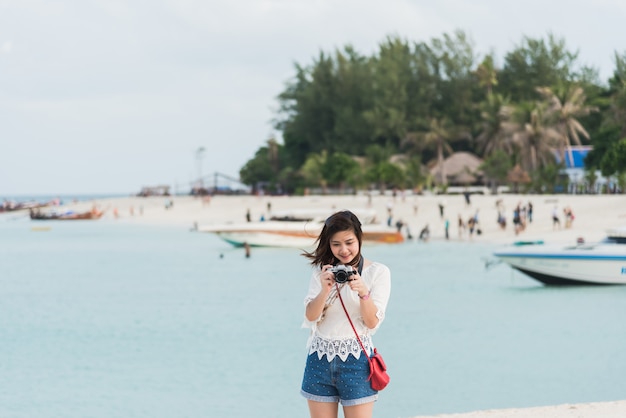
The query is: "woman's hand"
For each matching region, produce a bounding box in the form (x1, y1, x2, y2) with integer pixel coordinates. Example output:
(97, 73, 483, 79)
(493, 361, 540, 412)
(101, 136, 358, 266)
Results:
(348, 272, 370, 299)
(319, 264, 335, 294)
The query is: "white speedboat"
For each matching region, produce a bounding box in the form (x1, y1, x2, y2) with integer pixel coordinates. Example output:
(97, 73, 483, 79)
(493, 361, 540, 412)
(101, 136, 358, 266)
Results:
(493, 227, 626, 285)
(198, 208, 404, 248)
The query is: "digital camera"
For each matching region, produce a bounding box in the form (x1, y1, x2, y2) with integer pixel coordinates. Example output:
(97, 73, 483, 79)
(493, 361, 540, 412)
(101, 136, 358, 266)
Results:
(330, 264, 356, 283)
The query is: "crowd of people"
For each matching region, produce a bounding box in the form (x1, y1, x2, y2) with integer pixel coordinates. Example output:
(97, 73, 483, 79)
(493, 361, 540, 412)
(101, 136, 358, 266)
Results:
(383, 193, 576, 243)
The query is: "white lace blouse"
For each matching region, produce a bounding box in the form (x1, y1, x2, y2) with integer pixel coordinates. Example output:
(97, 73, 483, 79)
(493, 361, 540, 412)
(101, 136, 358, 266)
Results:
(302, 262, 391, 362)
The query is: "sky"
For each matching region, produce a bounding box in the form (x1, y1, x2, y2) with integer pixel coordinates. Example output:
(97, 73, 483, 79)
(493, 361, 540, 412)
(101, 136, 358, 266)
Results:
(2, 0, 626, 196)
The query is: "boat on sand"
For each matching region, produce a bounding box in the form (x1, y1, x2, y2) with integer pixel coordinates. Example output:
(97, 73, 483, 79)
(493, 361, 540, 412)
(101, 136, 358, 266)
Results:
(30, 208, 104, 220)
(198, 208, 404, 248)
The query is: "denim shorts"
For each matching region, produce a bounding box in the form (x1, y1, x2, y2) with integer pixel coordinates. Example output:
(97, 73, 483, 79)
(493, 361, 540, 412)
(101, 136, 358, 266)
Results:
(300, 352, 378, 406)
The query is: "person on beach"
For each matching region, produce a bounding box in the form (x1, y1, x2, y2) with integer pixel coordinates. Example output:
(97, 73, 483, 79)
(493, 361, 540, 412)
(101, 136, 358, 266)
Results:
(463, 190, 471, 207)
(300, 210, 391, 418)
(457, 214, 465, 238)
(467, 216, 476, 239)
(386, 201, 393, 226)
(552, 206, 561, 230)
(564, 206, 575, 228)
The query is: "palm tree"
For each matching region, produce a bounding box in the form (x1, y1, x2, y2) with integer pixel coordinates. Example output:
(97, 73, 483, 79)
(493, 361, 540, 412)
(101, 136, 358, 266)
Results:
(537, 85, 597, 167)
(512, 101, 561, 172)
(607, 51, 626, 137)
(403, 117, 467, 186)
(475, 93, 517, 157)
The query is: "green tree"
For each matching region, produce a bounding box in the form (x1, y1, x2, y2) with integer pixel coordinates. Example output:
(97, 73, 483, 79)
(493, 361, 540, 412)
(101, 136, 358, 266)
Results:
(537, 85, 597, 166)
(499, 34, 578, 102)
(267, 137, 280, 177)
(475, 54, 498, 96)
(275, 52, 339, 169)
(405, 117, 468, 186)
(512, 101, 560, 172)
(364, 37, 413, 147)
(324, 152, 361, 192)
(429, 30, 479, 125)
(530, 162, 564, 193)
(585, 52, 626, 169)
(608, 52, 626, 137)
(332, 46, 376, 151)
(239, 145, 278, 192)
(480, 149, 514, 193)
(363, 144, 399, 192)
(475, 93, 516, 156)
(301, 150, 330, 194)
(402, 155, 426, 190)
(600, 138, 626, 177)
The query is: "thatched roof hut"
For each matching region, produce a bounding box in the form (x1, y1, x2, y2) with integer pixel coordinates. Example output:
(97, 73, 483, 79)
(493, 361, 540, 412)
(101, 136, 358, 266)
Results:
(507, 164, 531, 184)
(453, 171, 477, 185)
(429, 152, 484, 185)
(506, 164, 531, 193)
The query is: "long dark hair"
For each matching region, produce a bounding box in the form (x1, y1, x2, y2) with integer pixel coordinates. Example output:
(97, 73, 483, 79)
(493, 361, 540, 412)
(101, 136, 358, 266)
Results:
(302, 210, 363, 268)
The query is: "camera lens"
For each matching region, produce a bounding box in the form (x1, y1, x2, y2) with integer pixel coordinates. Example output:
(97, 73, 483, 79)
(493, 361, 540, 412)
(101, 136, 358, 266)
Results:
(335, 270, 348, 283)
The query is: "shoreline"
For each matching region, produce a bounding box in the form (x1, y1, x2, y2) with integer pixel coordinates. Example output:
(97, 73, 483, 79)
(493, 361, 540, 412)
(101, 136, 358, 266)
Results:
(8, 192, 626, 417)
(50, 192, 626, 246)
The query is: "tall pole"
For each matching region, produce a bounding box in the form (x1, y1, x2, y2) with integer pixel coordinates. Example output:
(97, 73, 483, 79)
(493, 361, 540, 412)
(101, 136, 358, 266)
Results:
(196, 147, 206, 189)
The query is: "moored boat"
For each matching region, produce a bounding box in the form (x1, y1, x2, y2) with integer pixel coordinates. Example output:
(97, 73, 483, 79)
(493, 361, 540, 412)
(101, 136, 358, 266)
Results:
(198, 208, 404, 248)
(493, 227, 626, 285)
(30, 208, 104, 220)
(1, 199, 55, 213)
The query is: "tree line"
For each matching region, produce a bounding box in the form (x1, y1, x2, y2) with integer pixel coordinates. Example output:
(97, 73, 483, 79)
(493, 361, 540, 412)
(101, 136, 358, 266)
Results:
(239, 30, 626, 194)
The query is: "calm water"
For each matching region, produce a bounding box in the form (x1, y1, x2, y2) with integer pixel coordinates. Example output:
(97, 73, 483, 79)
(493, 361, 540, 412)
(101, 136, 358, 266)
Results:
(1, 217, 626, 418)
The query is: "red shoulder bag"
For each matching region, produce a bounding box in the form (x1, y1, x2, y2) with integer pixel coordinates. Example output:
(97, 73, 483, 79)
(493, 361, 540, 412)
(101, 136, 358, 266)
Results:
(336, 283, 390, 391)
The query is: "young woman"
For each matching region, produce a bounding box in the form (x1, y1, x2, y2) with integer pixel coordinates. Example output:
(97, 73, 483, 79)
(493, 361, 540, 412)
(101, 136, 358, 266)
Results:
(300, 210, 391, 418)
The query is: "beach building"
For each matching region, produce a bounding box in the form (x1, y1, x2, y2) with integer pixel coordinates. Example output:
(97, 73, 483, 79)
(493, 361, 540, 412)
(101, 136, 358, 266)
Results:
(137, 185, 171, 197)
(556, 146, 617, 194)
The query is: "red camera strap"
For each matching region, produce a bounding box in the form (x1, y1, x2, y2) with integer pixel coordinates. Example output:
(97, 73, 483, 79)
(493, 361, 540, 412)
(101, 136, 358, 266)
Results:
(335, 256, 370, 359)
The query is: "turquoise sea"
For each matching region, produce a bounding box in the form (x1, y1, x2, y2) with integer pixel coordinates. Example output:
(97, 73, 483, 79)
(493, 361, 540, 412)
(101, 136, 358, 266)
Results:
(2, 215, 626, 418)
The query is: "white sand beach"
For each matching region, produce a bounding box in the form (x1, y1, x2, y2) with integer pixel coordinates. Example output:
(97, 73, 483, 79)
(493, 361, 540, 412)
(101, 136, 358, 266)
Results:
(75, 191, 626, 247)
(35, 191, 626, 417)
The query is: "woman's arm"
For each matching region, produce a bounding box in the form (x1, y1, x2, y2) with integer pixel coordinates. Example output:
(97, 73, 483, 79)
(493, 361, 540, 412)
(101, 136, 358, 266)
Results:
(350, 262, 391, 330)
(305, 264, 334, 322)
(305, 291, 329, 322)
(358, 296, 379, 329)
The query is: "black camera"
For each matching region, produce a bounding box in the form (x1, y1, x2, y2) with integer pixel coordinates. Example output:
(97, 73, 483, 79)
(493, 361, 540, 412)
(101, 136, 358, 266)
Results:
(329, 264, 356, 283)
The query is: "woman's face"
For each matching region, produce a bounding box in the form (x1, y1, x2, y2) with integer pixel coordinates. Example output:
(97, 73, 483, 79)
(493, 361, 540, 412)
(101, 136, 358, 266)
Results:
(329, 229, 359, 265)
